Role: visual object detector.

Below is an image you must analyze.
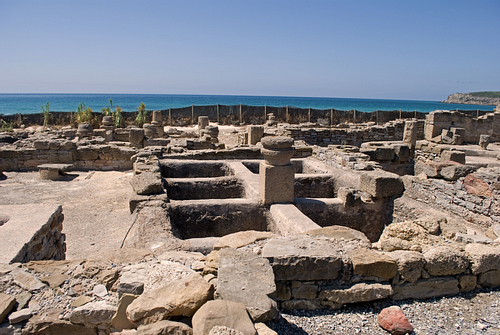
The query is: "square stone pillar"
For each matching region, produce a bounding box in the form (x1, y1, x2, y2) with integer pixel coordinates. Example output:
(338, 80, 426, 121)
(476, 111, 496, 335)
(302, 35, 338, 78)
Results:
(259, 161, 295, 205)
(248, 125, 264, 145)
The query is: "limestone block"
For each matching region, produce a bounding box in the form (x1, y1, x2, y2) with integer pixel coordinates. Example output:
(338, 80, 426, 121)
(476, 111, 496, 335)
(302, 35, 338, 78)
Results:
(0, 293, 16, 324)
(198, 116, 209, 130)
(262, 235, 342, 281)
(478, 270, 500, 287)
(259, 162, 294, 205)
(440, 164, 477, 181)
(463, 174, 492, 197)
(213, 231, 273, 250)
(303, 225, 371, 248)
(275, 282, 291, 301)
(254, 323, 278, 335)
(465, 243, 500, 274)
(377, 306, 414, 335)
(291, 284, 317, 300)
(423, 246, 469, 276)
(68, 301, 116, 329)
(247, 125, 264, 145)
(192, 300, 256, 335)
(13, 271, 46, 292)
(391, 277, 459, 300)
(126, 273, 212, 325)
(358, 171, 404, 198)
(393, 144, 410, 162)
(137, 320, 193, 335)
(23, 313, 96, 335)
(458, 275, 477, 292)
(129, 128, 145, 148)
(347, 248, 398, 280)
(388, 250, 425, 283)
(281, 299, 322, 311)
(216, 248, 277, 322)
(319, 282, 392, 306)
(129, 172, 163, 195)
(8, 308, 32, 324)
(441, 151, 466, 164)
(269, 204, 321, 236)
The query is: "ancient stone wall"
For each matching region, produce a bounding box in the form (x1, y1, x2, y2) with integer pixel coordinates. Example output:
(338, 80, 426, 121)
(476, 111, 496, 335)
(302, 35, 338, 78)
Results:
(424, 110, 500, 143)
(277, 120, 424, 147)
(402, 168, 500, 228)
(0, 141, 136, 171)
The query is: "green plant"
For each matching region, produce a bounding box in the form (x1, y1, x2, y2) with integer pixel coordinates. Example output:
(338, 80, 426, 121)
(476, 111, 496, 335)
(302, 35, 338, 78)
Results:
(75, 102, 94, 124)
(41, 102, 50, 131)
(114, 106, 123, 128)
(0, 120, 13, 132)
(101, 99, 113, 116)
(340, 140, 347, 150)
(135, 102, 147, 127)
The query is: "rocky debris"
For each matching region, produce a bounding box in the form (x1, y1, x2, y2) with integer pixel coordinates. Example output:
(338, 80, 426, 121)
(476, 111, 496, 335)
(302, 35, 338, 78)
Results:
(378, 220, 442, 252)
(126, 273, 213, 326)
(377, 306, 413, 335)
(8, 307, 31, 324)
(192, 300, 256, 335)
(136, 320, 193, 335)
(68, 301, 117, 330)
(112, 294, 138, 330)
(216, 249, 277, 322)
(13, 271, 46, 292)
(0, 293, 16, 323)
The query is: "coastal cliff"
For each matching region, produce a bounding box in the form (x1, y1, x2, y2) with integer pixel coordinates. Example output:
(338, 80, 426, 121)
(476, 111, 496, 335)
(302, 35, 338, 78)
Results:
(442, 92, 500, 106)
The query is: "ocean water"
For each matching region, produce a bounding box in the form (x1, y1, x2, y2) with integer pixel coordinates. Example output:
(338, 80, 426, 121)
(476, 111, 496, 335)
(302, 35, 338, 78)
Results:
(0, 93, 496, 115)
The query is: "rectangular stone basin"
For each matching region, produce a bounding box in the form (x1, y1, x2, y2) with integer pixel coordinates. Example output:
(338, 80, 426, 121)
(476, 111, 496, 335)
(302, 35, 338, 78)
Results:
(160, 160, 234, 178)
(165, 177, 245, 200)
(168, 199, 269, 239)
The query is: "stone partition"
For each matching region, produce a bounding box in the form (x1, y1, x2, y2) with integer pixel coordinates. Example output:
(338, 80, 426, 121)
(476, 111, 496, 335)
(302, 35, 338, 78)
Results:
(0, 204, 66, 263)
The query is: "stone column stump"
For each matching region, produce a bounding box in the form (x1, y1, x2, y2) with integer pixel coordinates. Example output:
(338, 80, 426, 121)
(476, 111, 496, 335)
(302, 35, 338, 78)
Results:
(129, 128, 145, 148)
(198, 116, 209, 130)
(76, 122, 93, 139)
(479, 134, 491, 150)
(259, 136, 295, 205)
(151, 111, 164, 137)
(402, 120, 417, 151)
(248, 125, 264, 145)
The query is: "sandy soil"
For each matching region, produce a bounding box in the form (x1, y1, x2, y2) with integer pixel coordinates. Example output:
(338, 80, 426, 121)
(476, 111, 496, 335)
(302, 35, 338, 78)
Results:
(0, 170, 135, 260)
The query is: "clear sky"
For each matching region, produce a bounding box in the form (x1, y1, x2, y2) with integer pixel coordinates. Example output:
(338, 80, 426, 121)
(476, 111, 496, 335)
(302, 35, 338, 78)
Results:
(0, 0, 498, 100)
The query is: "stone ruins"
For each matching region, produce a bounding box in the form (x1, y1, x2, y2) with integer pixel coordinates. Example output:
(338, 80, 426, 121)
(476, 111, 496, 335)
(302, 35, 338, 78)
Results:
(0, 106, 500, 334)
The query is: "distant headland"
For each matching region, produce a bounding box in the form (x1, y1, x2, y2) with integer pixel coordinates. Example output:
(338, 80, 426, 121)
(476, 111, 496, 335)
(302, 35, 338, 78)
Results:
(442, 91, 500, 106)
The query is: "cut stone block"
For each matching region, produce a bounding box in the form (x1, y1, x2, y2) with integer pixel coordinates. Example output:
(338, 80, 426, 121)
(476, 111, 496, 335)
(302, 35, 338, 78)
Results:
(259, 162, 295, 205)
(358, 171, 404, 198)
(216, 248, 277, 322)
(391, 277, 459, 300)
(347, 248, 398, 280)
(262, 235, 342, 281)
(441, 151, 466, 164)
(269, 203, 321, 236)
(319, 282, 393, 305)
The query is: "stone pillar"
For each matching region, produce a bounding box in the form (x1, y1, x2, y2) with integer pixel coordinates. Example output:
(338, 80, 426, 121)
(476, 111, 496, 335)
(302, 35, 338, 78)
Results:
(201, 125, 219, 143)
(479, 134, 491, 150)
(198, 116, 209, 130)
(248, 125, 264, 145)
(151, 111, 164, 137)
(129, 128, 145, 148)
(259, 136, 295, 205)
(266, 113, 277, 127)
(76, 123, 93, 139)
(402, 120, 417, 151)
(143, 123, 157, 139)
(101, 116, 114, 141)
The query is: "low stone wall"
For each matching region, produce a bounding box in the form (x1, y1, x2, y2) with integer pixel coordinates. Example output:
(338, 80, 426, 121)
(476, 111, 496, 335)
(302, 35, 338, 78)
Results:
(0, 142, 136, 171)
(0, 204, 66, 263)
(425, 110, 500, 143)
(277, 120, 424, 147)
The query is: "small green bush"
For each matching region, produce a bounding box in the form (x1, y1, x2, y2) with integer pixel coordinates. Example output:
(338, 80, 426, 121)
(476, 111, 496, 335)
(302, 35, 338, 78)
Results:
(135, 102, 147, 127)
(41, 102, 50, 130)
(75, 102, 93, 124)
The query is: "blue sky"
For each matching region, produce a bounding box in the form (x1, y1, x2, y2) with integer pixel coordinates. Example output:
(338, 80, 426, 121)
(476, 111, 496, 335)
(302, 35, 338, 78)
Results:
(0, 0, 498, 100)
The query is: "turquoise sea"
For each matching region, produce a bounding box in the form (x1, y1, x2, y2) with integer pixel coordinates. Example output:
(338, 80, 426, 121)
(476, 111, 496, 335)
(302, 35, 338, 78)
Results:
(0, 94, 495, 115)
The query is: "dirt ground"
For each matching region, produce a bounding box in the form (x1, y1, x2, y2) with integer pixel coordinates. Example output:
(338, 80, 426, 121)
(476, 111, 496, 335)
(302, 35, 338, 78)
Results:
(0, 170, 135, 260)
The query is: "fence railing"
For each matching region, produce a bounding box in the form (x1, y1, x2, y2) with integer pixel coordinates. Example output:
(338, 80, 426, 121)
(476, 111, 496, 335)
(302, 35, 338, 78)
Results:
(1, 104, 493, 128)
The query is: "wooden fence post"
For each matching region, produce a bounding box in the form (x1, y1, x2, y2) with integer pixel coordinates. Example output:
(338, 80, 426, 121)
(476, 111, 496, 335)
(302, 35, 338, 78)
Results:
(353, 109, 356, 123)
(191, 104, 194, 125)
(264, 104, 267, 124)
(239, 104, 242, 124)
(169, 107, 172, 126)
(308, 107, 311, 123)
(217, 103, 219, 123)
(330, 108, 333, 127)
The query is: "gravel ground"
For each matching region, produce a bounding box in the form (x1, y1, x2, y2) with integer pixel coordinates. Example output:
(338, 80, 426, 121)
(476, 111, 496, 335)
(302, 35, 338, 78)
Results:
(268, 288, 500, 335)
